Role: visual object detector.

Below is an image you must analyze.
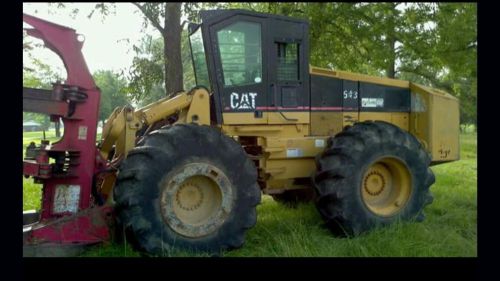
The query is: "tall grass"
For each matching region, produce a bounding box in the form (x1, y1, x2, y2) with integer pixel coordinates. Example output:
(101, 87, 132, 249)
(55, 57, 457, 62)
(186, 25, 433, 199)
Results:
(23, 131, 477, 257)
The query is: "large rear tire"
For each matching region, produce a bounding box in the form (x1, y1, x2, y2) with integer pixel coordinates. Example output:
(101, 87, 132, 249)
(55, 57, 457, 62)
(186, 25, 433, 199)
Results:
(313, 121, 435, 236)
(113, 124, 261, 254)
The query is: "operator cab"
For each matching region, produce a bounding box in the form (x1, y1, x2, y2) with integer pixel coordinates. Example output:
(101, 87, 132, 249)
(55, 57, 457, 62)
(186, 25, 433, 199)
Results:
(188, 9, 310, 124)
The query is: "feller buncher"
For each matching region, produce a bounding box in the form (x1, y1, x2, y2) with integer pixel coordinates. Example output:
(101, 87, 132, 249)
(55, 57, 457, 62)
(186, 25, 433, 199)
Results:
(23, 10, 459, 256)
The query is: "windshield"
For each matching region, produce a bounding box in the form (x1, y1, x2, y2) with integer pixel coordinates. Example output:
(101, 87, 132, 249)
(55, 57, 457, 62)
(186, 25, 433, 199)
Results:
(189, 27, 211, 90)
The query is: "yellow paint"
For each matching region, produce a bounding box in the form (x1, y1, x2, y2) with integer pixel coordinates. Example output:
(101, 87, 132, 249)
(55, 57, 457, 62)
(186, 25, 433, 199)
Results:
(410, 83, 460, 162)
(343, 111, 359, 128)
(99, 173, 116, 204)
(359, 112, 409, 131)
(100, 89, 211, 161)
(264, 158, 316, 180)
(99, 64, 459, 196)
(221, 124, 309, 137)
(171, 175, 222, 227)
(183, 89, 211, 125)
(250, 135, 325, 189)
(99, 107, 124, 160)
(361, 157, 412, 216)
(268, 112, 309, 124)
(264, 137, 326, 159)
(222, 111, 309, 125)
(139, 92, 192, 125)
(310, 112, 343, 136)
(310, 66, 410, 88)
(99, 106, 139, 160)
(222, 112, 268, 125)
(264, 179, 294, 192)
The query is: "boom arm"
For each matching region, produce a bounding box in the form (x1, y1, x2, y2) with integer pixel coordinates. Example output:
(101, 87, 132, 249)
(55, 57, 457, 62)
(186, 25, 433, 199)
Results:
(99, 88, 211, 161)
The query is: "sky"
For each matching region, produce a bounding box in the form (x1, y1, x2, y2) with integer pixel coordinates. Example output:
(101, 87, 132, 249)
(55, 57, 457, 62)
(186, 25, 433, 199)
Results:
(23, 3, 159, 77)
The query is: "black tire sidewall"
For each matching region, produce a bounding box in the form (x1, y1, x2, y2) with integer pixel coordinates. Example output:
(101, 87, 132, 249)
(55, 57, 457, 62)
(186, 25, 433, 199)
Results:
(114, 124, 259, 254)
(314, 121, 434, 236)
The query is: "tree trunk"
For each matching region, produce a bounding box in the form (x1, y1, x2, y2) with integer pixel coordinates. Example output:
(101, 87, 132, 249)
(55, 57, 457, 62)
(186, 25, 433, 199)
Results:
(386, 35, 396, 79)
(386, 3, 397, 79)
(164, 3, 183, 98)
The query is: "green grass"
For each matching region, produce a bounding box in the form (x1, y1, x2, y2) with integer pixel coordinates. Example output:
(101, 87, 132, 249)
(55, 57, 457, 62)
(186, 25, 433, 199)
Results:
(23, 131, 477, 257)
(23, 130, 60, 211)
(22, 129, 101, 211)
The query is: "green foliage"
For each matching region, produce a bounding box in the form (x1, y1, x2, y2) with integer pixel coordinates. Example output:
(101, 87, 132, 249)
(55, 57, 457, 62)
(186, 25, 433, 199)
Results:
(398, 3, 476, 128)
(42, 3, 476, 124)
(124, 35, 164, 103)
(123, 29, 196, 107)
(47, 3, 185, 102)
(93, 70, 131, 122)
(22, 58, 63, 130)
(437, 4, 476, 128)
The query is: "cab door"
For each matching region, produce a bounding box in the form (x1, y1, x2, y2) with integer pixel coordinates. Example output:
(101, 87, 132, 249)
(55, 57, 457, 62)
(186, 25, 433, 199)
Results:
(209, 15, 268, 124)
(267, 18, 310, 124)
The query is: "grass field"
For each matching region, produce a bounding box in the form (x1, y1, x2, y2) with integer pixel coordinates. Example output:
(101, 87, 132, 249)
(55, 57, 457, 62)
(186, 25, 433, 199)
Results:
(23, 130, 477, 257)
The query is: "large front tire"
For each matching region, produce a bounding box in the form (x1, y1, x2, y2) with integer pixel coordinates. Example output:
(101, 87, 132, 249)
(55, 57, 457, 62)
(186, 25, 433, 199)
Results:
(113, 124, 261, 254)
(313, 121, 435, 236)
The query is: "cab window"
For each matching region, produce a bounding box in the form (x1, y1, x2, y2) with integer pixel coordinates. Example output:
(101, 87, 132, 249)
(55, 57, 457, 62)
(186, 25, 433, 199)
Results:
(276, 42, 299, 81)
(189, 27, 211, 89)
(217, 21, 262, 87)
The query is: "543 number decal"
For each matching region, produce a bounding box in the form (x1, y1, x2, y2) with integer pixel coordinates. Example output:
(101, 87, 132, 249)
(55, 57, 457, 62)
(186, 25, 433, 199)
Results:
(343, 90, 358, 99)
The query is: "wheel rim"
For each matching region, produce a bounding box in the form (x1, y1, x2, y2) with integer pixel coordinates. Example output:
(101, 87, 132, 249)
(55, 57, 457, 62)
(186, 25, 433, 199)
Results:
(361, 157, 412, 217)
(160, 162, 233, 238)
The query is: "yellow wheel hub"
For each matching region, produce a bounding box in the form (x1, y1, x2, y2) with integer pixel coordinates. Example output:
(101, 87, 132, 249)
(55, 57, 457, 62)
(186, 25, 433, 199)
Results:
(175, 182, 203, 211)
(364, 170, 386, 196)
(361, 157, 412, 217)
(160, 162, 233, 238)
(173, 176, 221, 223)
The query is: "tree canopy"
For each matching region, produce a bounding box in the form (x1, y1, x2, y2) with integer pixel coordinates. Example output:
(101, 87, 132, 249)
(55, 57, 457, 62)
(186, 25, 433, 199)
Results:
(93, 70, 130, 123)
(124, 2, 476, 126)
(25, 2, 477, 127)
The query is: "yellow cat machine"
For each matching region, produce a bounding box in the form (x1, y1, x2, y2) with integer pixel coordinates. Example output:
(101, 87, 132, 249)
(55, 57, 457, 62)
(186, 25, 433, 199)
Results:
(23, 10, 459, 256)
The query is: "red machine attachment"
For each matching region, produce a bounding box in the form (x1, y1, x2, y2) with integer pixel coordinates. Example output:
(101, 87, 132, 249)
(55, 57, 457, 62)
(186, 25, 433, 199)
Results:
(23, 14, 113, 256)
